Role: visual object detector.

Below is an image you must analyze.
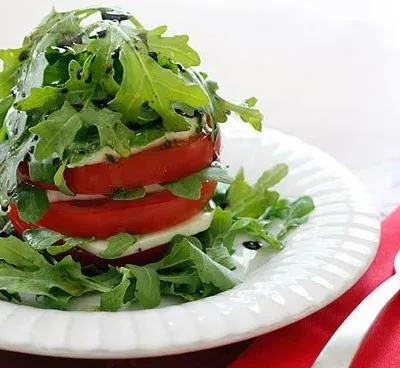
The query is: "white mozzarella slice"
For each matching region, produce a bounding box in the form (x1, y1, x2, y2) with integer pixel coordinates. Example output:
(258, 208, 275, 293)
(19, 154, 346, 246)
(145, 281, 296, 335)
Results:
(81, 211, 213, 257)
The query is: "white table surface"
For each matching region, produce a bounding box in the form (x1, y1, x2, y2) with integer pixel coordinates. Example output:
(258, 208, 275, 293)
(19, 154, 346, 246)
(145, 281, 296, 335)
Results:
(0, 0, 399, 208)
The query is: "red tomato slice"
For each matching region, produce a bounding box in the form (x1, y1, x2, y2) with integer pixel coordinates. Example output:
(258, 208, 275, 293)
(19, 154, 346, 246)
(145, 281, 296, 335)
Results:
(9, 208, 171, 267)
(9, 181, 217, 239)
(19, 133, 220, 195)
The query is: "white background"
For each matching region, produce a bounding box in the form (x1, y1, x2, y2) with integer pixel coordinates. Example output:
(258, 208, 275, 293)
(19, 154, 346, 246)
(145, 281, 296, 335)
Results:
(0, 0, 399, 172)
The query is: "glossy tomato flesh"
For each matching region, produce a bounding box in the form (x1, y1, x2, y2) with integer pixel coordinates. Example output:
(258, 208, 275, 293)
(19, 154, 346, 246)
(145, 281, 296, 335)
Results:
(9, 207, 171, 267)
(9, 181, 217, 239)
(19, 133, 220, 195)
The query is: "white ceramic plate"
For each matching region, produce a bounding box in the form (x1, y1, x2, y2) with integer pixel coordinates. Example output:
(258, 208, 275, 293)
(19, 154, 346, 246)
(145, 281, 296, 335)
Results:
(0, 122, 380, 358)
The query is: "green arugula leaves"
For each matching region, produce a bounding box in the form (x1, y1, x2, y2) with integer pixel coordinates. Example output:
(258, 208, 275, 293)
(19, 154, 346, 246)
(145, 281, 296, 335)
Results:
(0, 7, 264, 203)
(0, 236, 48, 270)
(0, 48, 24, 99)
(109, 25, 209, 131)
(163, 165, 233, 199)
(147, 26, 201, 68)
(0, 234, 240, 311)
(15, 185, 49, 224)
(0, 7, 315, 314)
(99, 233, 140, 259)
(207, 164, 315, 249)
(31, 101, 84, 160)
(0, 163, 314, 311)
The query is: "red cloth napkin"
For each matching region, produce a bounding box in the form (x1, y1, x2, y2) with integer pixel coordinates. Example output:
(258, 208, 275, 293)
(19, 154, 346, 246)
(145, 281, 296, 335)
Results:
(231, 207, 400, 368)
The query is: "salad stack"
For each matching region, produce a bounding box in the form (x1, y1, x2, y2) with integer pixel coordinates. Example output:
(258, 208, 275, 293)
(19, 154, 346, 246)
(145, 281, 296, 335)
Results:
(0, 8, 314, 311)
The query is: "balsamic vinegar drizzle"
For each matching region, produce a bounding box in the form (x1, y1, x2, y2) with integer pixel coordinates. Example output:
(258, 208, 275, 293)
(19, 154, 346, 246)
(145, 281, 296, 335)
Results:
(101, 11, 131, 22)
(242, 241, 263, 250)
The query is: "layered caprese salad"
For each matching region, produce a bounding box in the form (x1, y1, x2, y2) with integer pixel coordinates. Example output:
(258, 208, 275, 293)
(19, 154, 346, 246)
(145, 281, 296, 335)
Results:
(0, 7, 314, 311)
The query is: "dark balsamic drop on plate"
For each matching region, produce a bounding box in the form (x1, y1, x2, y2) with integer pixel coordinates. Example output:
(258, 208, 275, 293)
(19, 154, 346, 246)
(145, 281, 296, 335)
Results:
(242, 241, 262, 250)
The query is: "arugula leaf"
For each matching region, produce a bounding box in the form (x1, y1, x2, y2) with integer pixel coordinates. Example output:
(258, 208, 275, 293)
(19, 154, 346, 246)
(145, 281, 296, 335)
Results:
(65, 59, 94, 105)
(136, 104, 160, 124)
(0, 95, 15, 123)
(226, 169, 251, 207)
(154, 237, 241, 290)
(109, 25, 209, 131)
(53, 256, 110, 293)
(209, 207, 233, 241)
(0, 257, 86, 299)
(80, 104, 131, 157)
(185, 241, 240, 289)
(100, 274, 131, 312)
(160, 282, 213, 302)
(0, 48, 24, 98)
(0, 129, 5, 143)
(128, 125, 166, 148)
(0, 290, 21, 303)
(147, 26, 200, 68)
(43, 53, 74, 87)
(23, 228, 64, 250)
(231, 218, 283, 249)
(65, 125, 165, 168)
(211, 182, 230, 208)
(111, 187, 145, 200)
(0, 95, 13, 142)
(126, 265, 161, 309)
(24, 227, 138, 262)
(42, 289, 73, 310)
(47, 243, 75, 256)
(30, 101, 83, 160)
(87, 33, 121, 96)
(0, 236, 48, 270)
(90, 267, 123, 288)
(227, 164, 287, 217)
(14, 86, 60, 112)
(277, 196, 315, 239)
(54, 164, 74, 195)
(197, 207, 235, 253)
(99, 233, 140, 259)
(253, 163, 289, 188)
(192, 72, 263, 130)
(29, 156, 59, 184)
(206, 246, 236, 270)
(23, 227, 91, 256)
(0, 134, 36, 205)
(163, 166, 232, 200)
(0, 94, 12, 142)
(158, 270, 200, 288)
(4, 12, 83, 143)
(15, 186, 49, 224)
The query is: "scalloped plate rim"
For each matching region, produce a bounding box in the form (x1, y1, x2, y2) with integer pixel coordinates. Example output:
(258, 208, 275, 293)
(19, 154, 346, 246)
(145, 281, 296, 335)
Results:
(0, 125, 380, 359)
